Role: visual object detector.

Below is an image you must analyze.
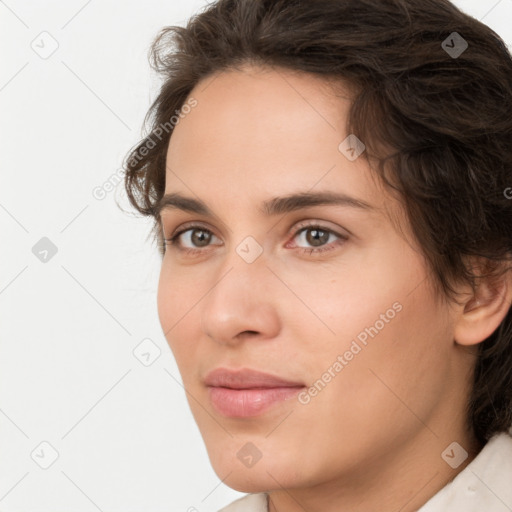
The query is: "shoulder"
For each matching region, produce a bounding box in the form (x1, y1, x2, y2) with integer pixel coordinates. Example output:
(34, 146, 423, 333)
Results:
(217, 492, 268, 512)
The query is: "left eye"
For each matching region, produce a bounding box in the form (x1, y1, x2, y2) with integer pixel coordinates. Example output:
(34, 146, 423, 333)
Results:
(164, 223, 347, 255)
(291, 225, 346, 253)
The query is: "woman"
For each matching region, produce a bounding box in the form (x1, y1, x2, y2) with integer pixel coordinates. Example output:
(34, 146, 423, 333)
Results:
(123, 0, 512, 510)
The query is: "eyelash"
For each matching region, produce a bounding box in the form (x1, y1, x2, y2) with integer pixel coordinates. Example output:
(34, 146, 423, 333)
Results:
(163, 222, 347, 257)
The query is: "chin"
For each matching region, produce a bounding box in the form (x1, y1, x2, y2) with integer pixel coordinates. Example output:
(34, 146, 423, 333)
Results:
(207, 445, 305, 493)
(215, 465, 286, 494)
(222, 474, 272, 494)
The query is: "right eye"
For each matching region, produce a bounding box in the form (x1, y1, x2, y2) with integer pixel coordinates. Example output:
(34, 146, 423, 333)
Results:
(165, 225, 222, 254)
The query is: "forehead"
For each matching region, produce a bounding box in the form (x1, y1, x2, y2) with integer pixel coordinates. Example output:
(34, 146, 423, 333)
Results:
(163, 64, 399, 226)
(168, 64, 350, 153)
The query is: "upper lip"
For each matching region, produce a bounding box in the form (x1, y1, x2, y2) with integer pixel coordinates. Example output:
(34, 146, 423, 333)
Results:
(204, 368, 305, 389)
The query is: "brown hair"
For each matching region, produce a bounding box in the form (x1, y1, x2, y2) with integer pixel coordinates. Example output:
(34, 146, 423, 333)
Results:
(123, 0, 512, 445)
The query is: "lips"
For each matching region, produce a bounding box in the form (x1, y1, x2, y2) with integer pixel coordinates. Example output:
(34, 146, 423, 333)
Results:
(204, 368, 304, 389)
(204, 368, 305, 417)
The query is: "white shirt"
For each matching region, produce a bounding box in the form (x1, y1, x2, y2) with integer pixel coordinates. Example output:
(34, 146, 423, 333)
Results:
(218, 431, 512, 511)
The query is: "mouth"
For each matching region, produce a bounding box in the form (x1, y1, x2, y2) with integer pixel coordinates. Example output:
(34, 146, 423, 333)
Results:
(204, 368, 306, 417)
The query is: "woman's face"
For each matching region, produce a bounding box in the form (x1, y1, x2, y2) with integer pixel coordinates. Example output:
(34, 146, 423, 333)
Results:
(157, 65, 474, 495)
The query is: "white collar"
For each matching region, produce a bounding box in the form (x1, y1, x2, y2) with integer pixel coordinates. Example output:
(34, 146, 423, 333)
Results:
(418, 431, 512, 511)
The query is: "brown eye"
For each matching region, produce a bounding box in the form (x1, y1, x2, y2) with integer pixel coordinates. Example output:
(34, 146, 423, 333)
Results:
(291, 224, 347, 254)
(189, 228, 212, 247)
(167, 227, 216, 248)
(303, 227, 330, 247)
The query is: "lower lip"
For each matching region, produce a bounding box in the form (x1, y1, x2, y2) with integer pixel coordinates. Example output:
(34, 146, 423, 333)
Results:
(208, 386, 305, 417)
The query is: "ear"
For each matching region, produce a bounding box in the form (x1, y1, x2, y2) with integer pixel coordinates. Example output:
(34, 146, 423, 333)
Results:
(454, 261, 512, 347)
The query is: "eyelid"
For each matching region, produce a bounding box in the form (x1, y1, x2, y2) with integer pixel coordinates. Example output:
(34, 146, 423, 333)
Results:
(166, 220, 218, 240)
(287, 219, 349, 239)
(166, 219, 347, 241)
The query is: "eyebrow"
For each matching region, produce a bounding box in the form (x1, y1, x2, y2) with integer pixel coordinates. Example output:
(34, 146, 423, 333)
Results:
(154, 191, 375, 219)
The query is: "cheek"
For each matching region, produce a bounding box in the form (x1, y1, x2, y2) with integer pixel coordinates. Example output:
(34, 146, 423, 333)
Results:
(157, 260, 203, 329)
(280, 253, 414, 360)
(311, 279, 451, 426)
(156, 263, 177, 339)
(156, 263, 200, 369)
(378, 284, 453, 400)
(293, 246, 450, 413)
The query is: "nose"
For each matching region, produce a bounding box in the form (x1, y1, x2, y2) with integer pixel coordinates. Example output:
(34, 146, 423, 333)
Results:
(200, 246, 281, 347)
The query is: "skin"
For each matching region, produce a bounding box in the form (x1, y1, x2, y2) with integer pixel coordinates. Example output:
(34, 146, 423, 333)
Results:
(156, 64, 512, 512)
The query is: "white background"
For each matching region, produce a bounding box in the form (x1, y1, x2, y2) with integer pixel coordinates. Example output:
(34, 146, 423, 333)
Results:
(1, 1, 512, 511)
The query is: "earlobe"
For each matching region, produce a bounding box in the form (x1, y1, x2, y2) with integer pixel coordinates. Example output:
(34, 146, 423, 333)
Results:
(454, 268, 512, 347)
